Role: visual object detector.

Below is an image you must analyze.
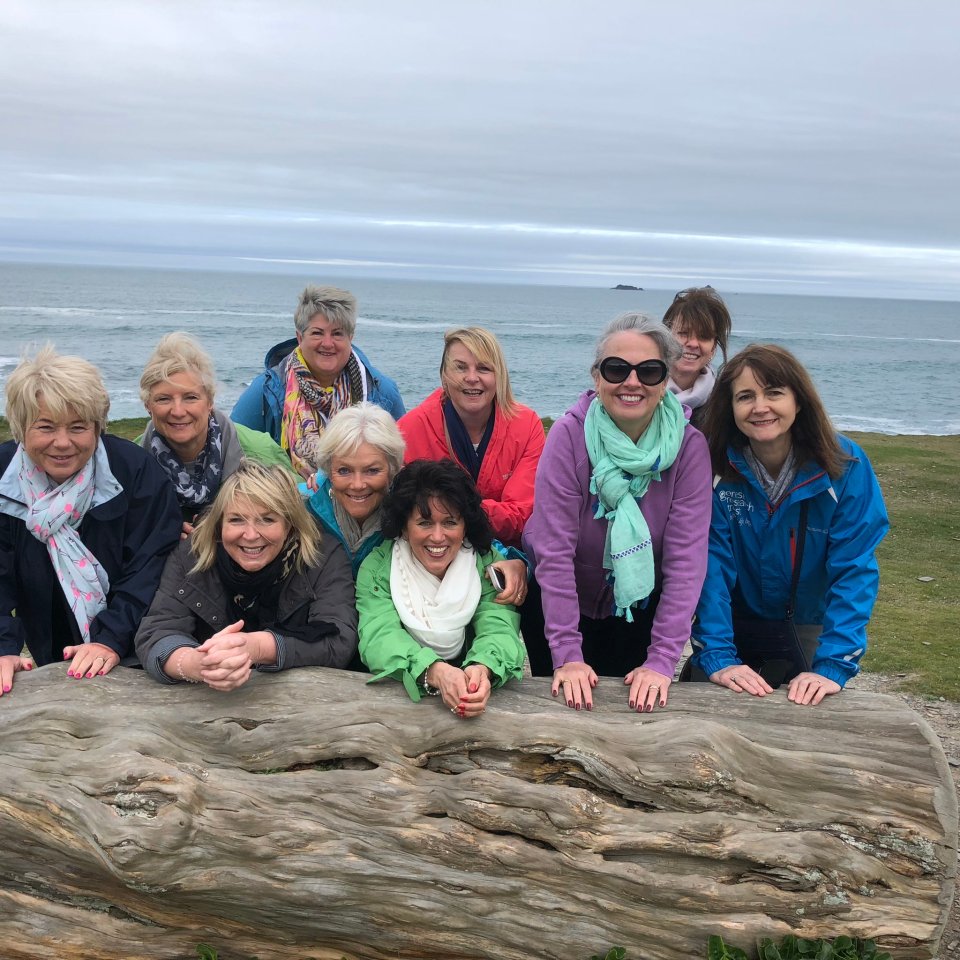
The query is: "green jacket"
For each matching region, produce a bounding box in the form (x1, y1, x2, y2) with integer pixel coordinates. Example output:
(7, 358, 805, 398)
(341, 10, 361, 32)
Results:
(356, 540, 525, 701)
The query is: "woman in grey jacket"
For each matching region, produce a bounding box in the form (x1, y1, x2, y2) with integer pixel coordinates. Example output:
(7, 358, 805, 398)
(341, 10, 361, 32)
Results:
(136, 461, 357, 688)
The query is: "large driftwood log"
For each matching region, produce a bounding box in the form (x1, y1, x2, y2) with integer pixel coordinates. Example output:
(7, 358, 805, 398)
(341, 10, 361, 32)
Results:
(0, 665, 955, 960)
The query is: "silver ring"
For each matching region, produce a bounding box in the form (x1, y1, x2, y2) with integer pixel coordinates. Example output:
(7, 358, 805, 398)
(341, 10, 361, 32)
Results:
(451, 707, 458, 714)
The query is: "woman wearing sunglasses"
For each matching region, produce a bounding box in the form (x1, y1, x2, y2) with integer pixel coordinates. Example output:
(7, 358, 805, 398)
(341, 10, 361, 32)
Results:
(521, 312, 712, 712)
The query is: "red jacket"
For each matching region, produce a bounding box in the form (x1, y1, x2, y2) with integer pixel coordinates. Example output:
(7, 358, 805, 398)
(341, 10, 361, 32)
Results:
(399, 389, 545, 547)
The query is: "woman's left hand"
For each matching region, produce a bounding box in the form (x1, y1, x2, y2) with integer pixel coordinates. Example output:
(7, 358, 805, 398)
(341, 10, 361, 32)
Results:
(64, 642, 121, 679)
(459, 664, 493, 718)
(624, 665, 671, 712)
(787, 671, 841, 706)
(489, 559, 528, 606)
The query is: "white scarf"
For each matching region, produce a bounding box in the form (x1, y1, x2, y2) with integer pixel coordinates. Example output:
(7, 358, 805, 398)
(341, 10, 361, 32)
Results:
(3, 445, 111, 642)
(668, 365, 716, 412)
(390, 537, 481, 661)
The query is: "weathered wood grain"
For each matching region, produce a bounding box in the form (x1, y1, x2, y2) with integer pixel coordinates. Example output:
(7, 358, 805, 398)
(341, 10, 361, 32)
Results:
(0, 664, 955, 960)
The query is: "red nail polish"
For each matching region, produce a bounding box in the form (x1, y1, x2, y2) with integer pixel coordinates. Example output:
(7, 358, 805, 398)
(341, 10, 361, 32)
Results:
(2, 685, 10, 693)
(98, 670, 105, 676)
(67, 671, 74, 677)
(566, 700, 573, 707)
(629, 700, 635, 709)
(86, 672, 94, 678)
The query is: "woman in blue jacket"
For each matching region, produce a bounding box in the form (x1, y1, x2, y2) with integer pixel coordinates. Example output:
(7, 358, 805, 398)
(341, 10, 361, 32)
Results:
(690, 344, 889, 706)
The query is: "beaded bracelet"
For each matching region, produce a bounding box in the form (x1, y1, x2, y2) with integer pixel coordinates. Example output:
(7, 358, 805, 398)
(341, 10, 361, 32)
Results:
(177, 650, 200, 684)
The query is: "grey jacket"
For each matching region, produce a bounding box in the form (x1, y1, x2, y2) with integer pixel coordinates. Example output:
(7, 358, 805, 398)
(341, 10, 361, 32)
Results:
(135, 537, 358, 683)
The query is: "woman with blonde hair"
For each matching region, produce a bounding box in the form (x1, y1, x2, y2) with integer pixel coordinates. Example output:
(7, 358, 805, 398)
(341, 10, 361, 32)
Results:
(0, 347, 180, 694)
(399, 327, 544, 553)
(136, 461, 357, 689)
(140, 332, 290, 535)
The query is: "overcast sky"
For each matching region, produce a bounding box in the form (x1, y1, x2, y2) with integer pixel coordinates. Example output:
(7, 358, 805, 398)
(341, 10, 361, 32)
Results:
(2, 0, 959, 298)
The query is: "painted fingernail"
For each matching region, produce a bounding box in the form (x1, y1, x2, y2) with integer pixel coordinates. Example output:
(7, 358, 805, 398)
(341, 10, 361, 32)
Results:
(628, 700, 635, 709)
(67, 671, 74, 677)
(98, 671, 105, 676)
(86, 672, 94, 678)
(2, 685, 10, 693)
(575, 703, 581, 711)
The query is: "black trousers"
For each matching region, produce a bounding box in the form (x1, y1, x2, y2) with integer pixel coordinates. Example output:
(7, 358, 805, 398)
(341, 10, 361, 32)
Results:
(520, 575, 659, 678)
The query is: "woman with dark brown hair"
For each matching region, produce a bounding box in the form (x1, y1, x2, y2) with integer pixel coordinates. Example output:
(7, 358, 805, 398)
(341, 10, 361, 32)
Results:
(690, 344, 889, 705)
(662, 287, 732, 428)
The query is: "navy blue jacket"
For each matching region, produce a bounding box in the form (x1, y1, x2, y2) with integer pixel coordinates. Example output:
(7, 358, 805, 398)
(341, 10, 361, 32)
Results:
(0, 435, 181, 665)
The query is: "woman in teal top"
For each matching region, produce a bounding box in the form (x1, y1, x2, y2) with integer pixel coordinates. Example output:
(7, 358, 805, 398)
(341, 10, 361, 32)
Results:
(356, 459, 524, 718)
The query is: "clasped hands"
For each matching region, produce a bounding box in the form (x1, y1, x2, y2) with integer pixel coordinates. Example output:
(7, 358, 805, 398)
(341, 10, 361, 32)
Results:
(551, 660, 671, 713)
(425, 660, 492, 719)
(172, 620, 277, 691)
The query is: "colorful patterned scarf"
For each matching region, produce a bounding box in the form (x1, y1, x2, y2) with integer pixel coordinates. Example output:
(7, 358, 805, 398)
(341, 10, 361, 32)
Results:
(584, 391, 687, 620)
(8, 445, 110, 643)
(280, 346, 366, 478)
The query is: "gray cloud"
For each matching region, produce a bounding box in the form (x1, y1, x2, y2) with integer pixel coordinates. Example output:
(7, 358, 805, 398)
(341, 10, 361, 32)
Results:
(2, 0, 958, 296)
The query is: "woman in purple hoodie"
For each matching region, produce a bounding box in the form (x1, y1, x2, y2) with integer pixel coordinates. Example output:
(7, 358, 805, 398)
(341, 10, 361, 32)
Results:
(521, 312, 712, 713)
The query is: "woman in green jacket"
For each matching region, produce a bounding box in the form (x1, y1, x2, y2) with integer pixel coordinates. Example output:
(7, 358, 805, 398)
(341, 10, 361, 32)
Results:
(356, 459, 524, 718)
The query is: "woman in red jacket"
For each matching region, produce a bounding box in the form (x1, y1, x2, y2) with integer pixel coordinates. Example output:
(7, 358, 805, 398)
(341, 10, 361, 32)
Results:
(399, 328, 545, 550)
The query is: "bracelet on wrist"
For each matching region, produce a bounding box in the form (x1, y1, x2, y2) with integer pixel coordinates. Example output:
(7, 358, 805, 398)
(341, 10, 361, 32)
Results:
(177, 650, 199, 684)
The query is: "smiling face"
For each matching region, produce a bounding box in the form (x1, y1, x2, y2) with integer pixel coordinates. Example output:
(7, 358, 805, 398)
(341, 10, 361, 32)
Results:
(23, 397, 99, 484)
(592, 331, 667, 442)
(145, 370, 214, 462)
(731, 365, 799, 455)
(328, 442, 391, 524)
(404, 496, 466, 578)
(220, 495, 291, 572)
(670, 318, 718, 390)
(296, 312, 352, 387)
(442, 342, 497, 422)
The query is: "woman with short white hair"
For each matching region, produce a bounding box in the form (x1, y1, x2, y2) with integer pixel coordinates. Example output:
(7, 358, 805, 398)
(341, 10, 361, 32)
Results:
(0, 346, 180, 695)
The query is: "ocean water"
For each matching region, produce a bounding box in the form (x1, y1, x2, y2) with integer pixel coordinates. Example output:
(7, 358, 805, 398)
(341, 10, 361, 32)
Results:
(0, 262, 957, 435)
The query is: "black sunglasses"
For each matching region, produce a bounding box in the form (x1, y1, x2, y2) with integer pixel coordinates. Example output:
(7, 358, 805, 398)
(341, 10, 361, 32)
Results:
(598, 356, 668, 386)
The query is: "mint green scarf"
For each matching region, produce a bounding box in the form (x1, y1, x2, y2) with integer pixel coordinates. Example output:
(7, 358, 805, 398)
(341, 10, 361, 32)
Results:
(584, 391, 687, 620)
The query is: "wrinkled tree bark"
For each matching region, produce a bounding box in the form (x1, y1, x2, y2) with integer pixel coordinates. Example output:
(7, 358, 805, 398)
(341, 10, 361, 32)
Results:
(0, 665, 955, 960)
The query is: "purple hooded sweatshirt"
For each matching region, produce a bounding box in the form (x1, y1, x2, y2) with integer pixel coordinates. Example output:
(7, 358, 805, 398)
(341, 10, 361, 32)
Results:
(522, 390, 712, 678)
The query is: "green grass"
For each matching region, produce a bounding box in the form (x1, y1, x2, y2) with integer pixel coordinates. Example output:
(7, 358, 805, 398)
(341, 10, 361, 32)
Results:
(1, 416, 956, 697)
(846, 432, 960, 699)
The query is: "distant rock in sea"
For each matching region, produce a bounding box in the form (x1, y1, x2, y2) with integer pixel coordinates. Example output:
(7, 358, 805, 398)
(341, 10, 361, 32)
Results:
(612, 284, 643, 290)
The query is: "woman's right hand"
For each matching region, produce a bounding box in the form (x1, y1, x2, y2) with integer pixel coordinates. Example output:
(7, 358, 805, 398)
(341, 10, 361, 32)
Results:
(709, 664, 774, 697)
(0, 654, 34, 697)
(552, 660, 598, 711)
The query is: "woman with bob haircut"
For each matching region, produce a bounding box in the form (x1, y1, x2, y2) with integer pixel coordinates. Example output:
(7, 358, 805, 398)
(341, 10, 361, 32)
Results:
(136, 461, 357, 689)
(399, 327, 545, 551)
(140, 332, 291, 536)
(662, 286, 732, 429)
(310, 402, 527, 602)
(522, 312, 712, 713)
(305, 402, 407, 578)
(690, 343, 889, 706)
(356, 459, 524, 718)
(0, 346, 180, 694)
(231, 285, 404, 479)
